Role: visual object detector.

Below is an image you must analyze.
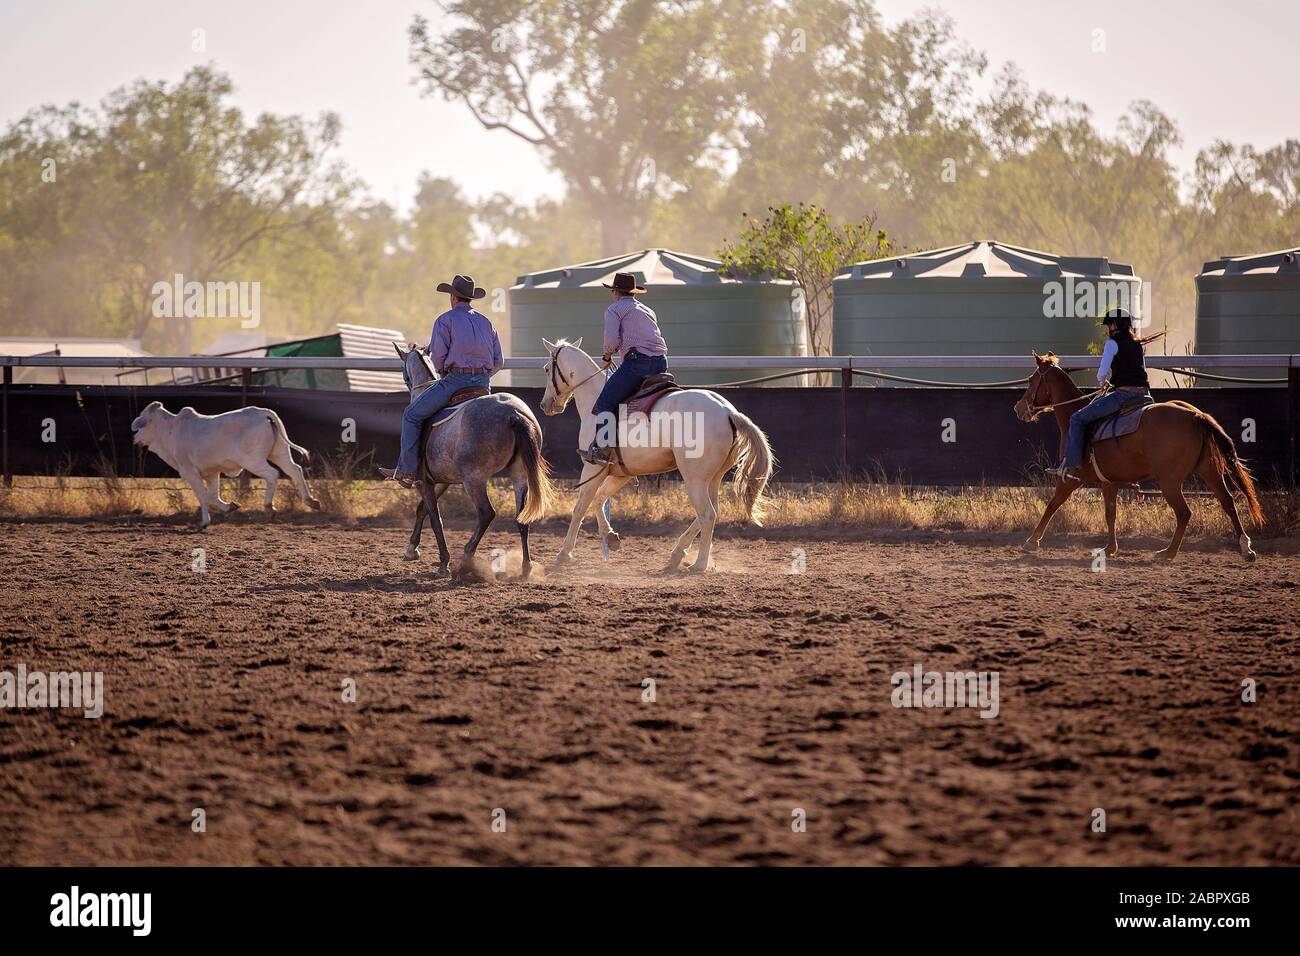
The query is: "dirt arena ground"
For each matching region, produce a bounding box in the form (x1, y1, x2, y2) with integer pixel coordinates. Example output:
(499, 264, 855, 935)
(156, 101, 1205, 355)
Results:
(1, 519, 1297, 866)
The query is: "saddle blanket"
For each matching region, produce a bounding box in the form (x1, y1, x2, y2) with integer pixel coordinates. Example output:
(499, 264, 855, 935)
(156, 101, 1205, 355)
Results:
(624, 373, 682, 417)
(1088, 398, 1153, 443)
(422, 388, 493, 437)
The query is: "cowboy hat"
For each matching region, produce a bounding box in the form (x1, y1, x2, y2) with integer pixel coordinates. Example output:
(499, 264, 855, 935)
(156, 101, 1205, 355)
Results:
(602, 272, 646, 295)
(436, 274, 487, 300)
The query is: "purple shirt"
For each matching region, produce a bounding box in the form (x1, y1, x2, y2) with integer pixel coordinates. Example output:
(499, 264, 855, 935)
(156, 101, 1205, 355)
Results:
(428, 303, 504, 375)
(603, 296, 667, 358)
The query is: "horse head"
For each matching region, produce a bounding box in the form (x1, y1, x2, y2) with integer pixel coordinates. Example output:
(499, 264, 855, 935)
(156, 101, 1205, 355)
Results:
(540, 337, 584, 416)
(394, 342, 436, 395)
(1014, 351, 1062, 422)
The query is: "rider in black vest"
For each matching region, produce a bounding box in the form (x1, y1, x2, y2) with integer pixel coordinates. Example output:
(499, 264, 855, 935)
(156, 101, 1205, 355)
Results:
(1050, 308, 1153, 481)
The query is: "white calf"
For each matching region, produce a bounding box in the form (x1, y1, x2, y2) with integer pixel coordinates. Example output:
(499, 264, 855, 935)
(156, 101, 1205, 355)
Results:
(130, 401, 321, 528)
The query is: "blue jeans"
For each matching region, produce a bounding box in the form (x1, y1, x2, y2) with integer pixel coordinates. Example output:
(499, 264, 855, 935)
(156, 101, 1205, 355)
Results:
(1063, 390, 1149, 469)
(396, 370, 490, 472)
(592, 351, 668, 448)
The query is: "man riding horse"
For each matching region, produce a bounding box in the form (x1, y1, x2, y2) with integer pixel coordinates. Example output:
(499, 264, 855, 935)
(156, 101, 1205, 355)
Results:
(579, 271, 669, 465)
(1048, 307, 1152, 482)
(381, 274, 504, 487)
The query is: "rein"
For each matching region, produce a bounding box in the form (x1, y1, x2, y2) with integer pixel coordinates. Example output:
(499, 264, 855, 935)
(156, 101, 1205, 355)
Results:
(1025, 365, 1107, 418)
(549, 346, 609, 401)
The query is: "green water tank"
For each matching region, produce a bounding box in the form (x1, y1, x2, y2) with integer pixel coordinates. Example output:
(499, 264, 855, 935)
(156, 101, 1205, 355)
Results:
(832, 240, 1143, 385)
(1196, 247, 1300, 384)
(509, 248, 805, 387)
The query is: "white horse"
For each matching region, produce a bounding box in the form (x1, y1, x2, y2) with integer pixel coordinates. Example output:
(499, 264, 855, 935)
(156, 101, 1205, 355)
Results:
(539, 338, 774, 572)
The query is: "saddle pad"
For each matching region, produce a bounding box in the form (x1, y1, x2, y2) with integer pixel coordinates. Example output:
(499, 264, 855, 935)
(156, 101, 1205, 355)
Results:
(1089, 399, 1153, 443)
(423, 391, 491, 436)
(626, 384, 681, 417)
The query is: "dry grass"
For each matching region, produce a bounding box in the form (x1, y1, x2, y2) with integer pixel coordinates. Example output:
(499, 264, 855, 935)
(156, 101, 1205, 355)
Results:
(2, 471, 1295, 540)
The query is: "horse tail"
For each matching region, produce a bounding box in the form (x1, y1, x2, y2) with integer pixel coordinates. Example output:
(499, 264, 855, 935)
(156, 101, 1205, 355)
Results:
(728, 410, 775, 526)
(1198, 410, 1264, 527)
(509, 412, 555, 525)
(266, 409, 309, 462)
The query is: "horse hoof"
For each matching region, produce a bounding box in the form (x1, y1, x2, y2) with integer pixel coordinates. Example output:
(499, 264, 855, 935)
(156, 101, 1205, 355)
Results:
(432, 565, 450, 579)
(227, 502, 240, 513)
(1243, 550, 1258, 563)
(402, 546, 421, 562)
(521, 563, 532, 580)
(554, 551, 573, 565)
(1021, 538, 1039, 553)
(604, 532, 621, 552)
(1153, 548, 1176, 562)
(1105, 547, 1119, 558)
(308, 498, 322, 511)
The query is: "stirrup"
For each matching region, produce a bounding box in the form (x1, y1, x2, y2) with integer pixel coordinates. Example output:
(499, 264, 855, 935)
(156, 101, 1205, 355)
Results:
(379, 466, 421, 488)
(1047, 464, 1080, 482)
(579, 444, 614, 466)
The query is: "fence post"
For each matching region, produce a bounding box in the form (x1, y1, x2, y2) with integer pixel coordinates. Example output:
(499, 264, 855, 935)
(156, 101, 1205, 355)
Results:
(1289, 363, 1299, 493)
(839, 365, 852, 478)
(2, 364, 11, 488)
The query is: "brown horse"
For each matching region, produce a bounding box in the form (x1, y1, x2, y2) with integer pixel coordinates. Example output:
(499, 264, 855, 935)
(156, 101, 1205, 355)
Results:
(1013, 352, 1263, 561)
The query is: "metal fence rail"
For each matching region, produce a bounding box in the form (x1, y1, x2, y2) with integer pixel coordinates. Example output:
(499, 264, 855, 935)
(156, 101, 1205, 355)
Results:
(4, 353, 1300, 370)
(3, 354, 1298, 488)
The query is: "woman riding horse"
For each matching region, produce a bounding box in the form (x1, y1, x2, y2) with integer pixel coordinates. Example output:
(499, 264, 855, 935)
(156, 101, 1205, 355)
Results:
(1048, 308, 1151, 481)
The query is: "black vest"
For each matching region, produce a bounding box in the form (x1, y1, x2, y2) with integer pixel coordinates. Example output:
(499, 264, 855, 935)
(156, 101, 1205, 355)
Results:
(1109, 334, 1148, 388)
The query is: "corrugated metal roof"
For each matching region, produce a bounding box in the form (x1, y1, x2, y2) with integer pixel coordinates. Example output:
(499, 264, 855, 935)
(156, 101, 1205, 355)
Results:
(0, 337, 149, 385)
(1199, 246, 1300, 277)
(338, 323, 406, 392)
(837, 240, 1138, 281)
(512, 248, 793, 289)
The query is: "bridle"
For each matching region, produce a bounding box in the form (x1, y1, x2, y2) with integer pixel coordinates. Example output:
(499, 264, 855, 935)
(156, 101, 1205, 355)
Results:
(1024, 363, 1106, 419)
(546, 344, 608, 408)
(403, 348, 438, 397)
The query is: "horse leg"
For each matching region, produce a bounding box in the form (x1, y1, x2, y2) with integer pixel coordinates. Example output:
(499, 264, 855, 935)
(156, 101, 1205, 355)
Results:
(404, 499, 426, 562)
(1023, 479, 1080, 551)
(427, 483, 451, 576)
(461, 476, 497, 564)
(683, 478, 718, 573)
(595, 476, 631, 552)
(1102, 482, 1120, 556)
(1198, 458, 1256, 562)
(1153, 477, 1192, 562)
(556, 467, 606, 564)
(511, 464, 533, 580)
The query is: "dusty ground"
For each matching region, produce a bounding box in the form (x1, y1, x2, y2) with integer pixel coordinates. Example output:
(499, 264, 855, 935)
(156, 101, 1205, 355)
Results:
(0, 518, 1296, 866)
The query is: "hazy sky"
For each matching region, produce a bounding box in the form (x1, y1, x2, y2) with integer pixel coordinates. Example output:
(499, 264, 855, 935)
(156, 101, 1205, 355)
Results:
(2, 0, 1297, 212)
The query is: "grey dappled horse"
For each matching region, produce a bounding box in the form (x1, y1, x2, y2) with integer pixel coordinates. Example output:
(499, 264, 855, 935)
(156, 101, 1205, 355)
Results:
(395, 344, 555, 578)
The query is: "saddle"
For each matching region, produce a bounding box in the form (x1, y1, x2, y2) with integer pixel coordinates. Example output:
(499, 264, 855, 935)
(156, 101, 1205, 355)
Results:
(623, 373, 682, 417)
(1087, 396, 1153, 444)
(420, 387, 491, 444)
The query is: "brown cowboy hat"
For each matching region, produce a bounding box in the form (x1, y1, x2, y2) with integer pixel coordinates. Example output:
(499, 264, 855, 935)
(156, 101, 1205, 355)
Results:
(436, 274, 486, 300)
(602, 271, 646, 295)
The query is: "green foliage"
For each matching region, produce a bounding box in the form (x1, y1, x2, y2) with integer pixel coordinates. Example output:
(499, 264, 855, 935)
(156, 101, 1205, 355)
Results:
(718, 203, 891, 356)
(3, 0, 1300, 362)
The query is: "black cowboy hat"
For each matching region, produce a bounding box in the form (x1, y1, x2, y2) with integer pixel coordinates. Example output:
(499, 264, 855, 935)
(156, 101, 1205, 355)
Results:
(436, 274, 486, 300)
(602, 272, 646, 295)
(1102, 307, 1133, 331)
